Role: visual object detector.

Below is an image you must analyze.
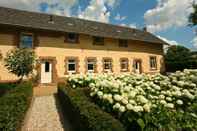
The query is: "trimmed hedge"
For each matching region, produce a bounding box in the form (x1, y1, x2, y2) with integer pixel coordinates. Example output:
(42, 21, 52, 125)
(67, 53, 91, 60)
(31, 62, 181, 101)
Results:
(58, 83, 125, 131)
(0, 82, 17, 97)
(0, 81, 33, 131)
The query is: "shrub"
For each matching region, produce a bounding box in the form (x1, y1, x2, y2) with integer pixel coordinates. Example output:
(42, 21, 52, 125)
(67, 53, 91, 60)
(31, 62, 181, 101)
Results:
(0, 82, 33, 131)
(0, 82, 17, 97)
(58, 83, 125, 131)
(4, 48, 36, 80)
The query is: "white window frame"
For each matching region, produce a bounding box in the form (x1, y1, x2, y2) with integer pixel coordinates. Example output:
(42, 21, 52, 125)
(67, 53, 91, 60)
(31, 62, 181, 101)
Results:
(103, 58, 112, 72)
(67, 59, 76, 74)
(150, 56, 157, 70)
(120, 59, 128, 71)
(87, 59, 95, 73)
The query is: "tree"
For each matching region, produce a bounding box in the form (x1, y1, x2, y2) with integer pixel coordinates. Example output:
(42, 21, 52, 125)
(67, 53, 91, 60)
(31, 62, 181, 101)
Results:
(165, 45, 196, 72)
(4, 48, 36, 81)
(189, 4, 197, 26)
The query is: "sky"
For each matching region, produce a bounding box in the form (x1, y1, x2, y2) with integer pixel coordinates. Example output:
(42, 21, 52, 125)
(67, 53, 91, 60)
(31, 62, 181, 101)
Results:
(0, 0, 197, 51)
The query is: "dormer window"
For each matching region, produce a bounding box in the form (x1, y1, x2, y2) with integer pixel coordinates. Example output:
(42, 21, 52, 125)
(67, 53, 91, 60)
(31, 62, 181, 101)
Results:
(93, 36, 104, 45)
(20, 33, 33, 48)
(65, 33, 79, 43)
(119, 39, 128, 47)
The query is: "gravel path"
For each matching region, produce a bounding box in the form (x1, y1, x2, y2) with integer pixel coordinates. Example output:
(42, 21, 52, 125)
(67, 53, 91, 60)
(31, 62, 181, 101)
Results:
(26, 95, 67, 131)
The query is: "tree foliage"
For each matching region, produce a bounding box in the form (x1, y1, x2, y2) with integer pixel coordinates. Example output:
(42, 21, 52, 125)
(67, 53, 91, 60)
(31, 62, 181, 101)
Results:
(4, 48, 36, 80)
(165, 45, 197, 72)
(189, 4, 197, 26)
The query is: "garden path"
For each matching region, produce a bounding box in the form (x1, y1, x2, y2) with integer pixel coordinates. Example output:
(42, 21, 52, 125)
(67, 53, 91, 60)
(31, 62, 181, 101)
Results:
(25, 95, 71, 131)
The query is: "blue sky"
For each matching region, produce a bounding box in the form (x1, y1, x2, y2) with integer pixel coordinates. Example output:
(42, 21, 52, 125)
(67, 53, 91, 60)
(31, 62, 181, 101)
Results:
(0, 0, 197, 50)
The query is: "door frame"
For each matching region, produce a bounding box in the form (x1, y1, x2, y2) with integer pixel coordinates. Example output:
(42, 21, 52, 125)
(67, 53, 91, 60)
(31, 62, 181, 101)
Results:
(133, 59, 143, 74)
(37, 56, 58, 84)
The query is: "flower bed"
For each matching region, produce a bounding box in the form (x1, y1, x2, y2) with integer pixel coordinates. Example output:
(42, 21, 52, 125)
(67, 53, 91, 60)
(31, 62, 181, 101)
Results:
(67, 69, 197, 130)
(0, 82, 33, 131)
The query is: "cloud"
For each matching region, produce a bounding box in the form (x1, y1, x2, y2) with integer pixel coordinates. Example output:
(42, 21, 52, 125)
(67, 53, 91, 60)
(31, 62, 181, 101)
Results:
(120, 23, 137, 29)
(191, 36, 197, 48)
(78, 0, 119, 23)
(129, 23, 137, 28)
(114, 13, 127, 21)
(144, 0, 195, 33)
(157, 35, 179, 45)
(0, 0, 79, 16)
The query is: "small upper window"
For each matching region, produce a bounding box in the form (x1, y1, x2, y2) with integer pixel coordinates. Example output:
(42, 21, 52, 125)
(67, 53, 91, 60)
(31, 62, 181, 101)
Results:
(120, 58, 129, 72)
(119, 39, 128, 47)
(103, 58, 112, 72)
(93, 36, 104, 45)
(20, 33, 33, 48)
(65, 33, 79, 43)
(150, 56, 157, 70)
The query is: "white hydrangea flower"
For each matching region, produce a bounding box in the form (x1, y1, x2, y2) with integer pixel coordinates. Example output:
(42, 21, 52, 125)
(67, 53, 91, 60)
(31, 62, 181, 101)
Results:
(126, 104, 133, 110)
(113, 103, 120, 109)
(165, 103, 174, 109)
(122, 98, 128, 105)
(97, 91, 103, 97)
(129, 91, 136, 98)
(119, 106, 126, 112)
(137, 95, 148, 104)
(176, 100, 183, 105)
(160, 100, 167, 105)
(114, 94, 122, 101)
(166, 97, 172, 102)
(143, 103, 151, 112)
(133, 106, 144, 112)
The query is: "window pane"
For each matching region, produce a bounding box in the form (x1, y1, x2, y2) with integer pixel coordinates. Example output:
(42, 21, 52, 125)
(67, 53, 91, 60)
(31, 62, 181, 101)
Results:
(20, 34, 33, 48)
(150, 57, 157, 69)
(67, 33, 78, 43)
(88, 64, 94, 71)
(68, 63, 76, 71)
(104, 59, 112, 70)
(45, 62, 50, 72)
(93, 37, 104, 45)
(119, 40, 128, 47)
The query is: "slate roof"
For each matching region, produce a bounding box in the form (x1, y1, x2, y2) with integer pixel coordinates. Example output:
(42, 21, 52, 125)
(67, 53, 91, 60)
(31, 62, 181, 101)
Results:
(0, 6, 167, 45)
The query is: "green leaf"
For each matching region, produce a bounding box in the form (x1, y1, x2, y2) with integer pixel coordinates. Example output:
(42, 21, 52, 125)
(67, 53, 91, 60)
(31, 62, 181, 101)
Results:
(137, 118, 145, 130)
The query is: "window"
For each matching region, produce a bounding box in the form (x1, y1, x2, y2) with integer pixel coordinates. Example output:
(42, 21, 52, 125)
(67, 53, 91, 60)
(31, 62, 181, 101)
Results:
(93, 36, 104, 45)
(119, 39, 128, 47)
(45, 62, 50, 72)
(120, 58, 129, 72)
(150, 56, 157, 70)
(67, 59, 76, 73)
(20, 33, 33, 48)
(86, 58, 96, 73)
(65, 33, 79, 43)
(103, 58, 112, 72)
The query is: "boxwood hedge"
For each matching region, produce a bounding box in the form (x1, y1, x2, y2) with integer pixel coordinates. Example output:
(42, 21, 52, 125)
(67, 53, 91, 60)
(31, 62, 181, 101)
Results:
(58, 83, 125, 131)
(0, 81, 33, 131)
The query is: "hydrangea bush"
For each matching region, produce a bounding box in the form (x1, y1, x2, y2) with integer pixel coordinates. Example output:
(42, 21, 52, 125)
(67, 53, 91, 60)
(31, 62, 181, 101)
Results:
(67, 69, 197, 130)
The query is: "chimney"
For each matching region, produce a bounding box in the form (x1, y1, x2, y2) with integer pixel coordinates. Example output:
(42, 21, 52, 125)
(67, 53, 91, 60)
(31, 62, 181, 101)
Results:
(143, 26, 147, 32)
(48, 15, 54, 24)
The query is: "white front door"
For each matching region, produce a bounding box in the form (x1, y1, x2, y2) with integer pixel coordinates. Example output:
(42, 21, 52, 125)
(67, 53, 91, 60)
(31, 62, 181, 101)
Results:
(133, 60, 141, 74)
(41, 61, 52, 84)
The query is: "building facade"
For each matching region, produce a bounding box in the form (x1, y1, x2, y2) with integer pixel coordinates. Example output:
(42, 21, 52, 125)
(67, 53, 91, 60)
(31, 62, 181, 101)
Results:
(0, 7, 167, 84)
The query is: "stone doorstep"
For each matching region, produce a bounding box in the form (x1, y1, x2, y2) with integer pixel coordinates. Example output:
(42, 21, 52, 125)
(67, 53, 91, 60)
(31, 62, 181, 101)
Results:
(33, 84, 57, 96)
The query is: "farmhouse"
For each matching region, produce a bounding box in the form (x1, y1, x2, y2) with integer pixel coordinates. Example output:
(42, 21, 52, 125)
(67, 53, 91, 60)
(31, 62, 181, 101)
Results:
(0, 7, 167, 84)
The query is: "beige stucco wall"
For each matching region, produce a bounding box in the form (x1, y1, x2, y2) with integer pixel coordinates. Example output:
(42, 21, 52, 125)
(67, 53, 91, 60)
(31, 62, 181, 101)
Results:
(0, 32, 165, 81)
